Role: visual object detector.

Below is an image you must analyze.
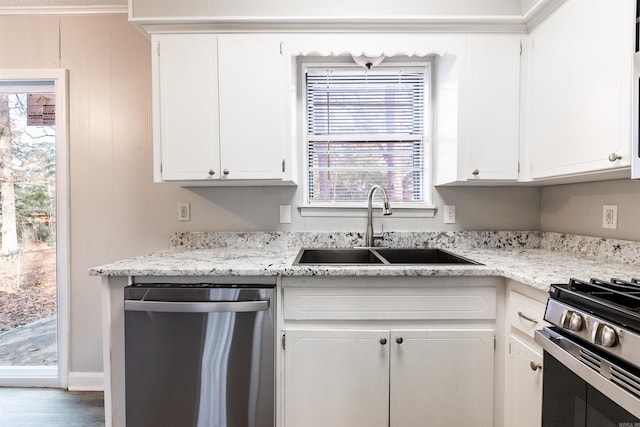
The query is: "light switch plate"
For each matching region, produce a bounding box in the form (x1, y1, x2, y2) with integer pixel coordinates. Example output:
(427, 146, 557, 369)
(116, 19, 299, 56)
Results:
(280, 205, 292, 224)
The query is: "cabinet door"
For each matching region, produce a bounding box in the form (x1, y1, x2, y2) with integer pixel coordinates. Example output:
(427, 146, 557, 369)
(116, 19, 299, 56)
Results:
(218, 36, 284, 180)
(389, 329, 495, 427)
(153, 34, 220, 181)
(283, 329, 389, 427)
(466, 35, 521, 181)
(527, 0, 634, 179)
(506, 335, 543, 427)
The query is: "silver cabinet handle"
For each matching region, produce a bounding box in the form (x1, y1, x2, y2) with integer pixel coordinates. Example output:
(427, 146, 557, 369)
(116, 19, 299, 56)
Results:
(517, 311, 539, 324)
(208, 169, 216, 176)
(379, 337, 387, 345)
(608, 153, 622, 162)
(223, 169, 230, 175)
(529, 361, 542, 371)
(396, 337, 404, 344)
(125, 300, 269, 313)
(472, 169, 480, 176)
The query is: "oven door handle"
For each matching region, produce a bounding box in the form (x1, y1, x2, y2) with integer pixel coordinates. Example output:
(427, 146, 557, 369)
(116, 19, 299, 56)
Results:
(534, 328, 640, 419)
(124, 300, 270, 313)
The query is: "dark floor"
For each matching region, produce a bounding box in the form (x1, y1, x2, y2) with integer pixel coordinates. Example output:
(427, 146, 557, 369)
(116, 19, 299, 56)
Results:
(0, 387, 105, 426)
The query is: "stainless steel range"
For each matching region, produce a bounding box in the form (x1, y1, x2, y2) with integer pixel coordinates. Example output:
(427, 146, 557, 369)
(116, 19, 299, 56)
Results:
(535, 278, 640, 424)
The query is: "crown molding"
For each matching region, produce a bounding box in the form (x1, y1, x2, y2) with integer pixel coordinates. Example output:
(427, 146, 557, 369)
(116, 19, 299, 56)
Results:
(0, 0, 126, 15)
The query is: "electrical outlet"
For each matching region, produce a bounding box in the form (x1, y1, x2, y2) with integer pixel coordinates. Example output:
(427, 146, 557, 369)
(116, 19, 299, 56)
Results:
(178, 202, 191, 221)
(602, 205, 617, 229)
(444, 205, 456, 224)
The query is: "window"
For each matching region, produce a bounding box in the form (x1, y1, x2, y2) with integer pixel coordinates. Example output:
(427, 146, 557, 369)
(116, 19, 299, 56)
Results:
(304, 62, 430, 208)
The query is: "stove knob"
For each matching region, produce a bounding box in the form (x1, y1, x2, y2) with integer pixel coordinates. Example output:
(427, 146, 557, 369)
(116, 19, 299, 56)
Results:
(592, 322, 618, 348)
(561, 310, 583, 331)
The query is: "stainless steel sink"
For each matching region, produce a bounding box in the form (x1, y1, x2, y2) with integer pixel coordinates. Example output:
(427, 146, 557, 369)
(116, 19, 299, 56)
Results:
(293, 248, 481, 266)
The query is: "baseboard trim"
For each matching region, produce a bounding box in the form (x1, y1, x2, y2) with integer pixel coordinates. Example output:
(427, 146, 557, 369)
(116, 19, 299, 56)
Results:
(0, 366, 58, 387)
(67, 371, 104, 391)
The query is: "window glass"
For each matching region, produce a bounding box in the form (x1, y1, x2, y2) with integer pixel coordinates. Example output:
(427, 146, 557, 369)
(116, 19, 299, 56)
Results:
(304, 64, 429, 204)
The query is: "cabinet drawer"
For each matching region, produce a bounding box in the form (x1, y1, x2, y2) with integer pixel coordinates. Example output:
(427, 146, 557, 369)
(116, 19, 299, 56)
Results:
(508, 290, 547, 338)
(284, 286, 497, 321)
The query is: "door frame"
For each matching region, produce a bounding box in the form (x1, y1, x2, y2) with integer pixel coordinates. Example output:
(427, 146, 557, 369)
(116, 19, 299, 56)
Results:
(0, 69, 69, 388)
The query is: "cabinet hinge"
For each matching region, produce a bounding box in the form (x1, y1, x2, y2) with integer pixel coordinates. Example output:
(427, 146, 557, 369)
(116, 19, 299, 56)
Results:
(157, 43, 160, 56)
(494, 335, 497, 350)
(508, 342, 511, 354)
(517, 161, 520, 174)
(519, 40, 522, 56)
(160, 162, 163, 173)
(282, 159, 286, 173)
(282, 333, 286, 350)
(279, 41, 283, 55)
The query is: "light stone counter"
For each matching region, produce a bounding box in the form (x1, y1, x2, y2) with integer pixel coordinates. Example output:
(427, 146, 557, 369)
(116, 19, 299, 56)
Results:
(89, 231, 640, 292)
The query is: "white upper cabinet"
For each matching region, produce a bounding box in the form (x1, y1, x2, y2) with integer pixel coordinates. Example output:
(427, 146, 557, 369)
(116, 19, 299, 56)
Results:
(218, 35, 286, 180)
(524, 0, 634, 181)
(152, 33, 293, 185)
(434, 34, 521, 185)
(153, 34, 220, 181)
(466, 35, 521, 182)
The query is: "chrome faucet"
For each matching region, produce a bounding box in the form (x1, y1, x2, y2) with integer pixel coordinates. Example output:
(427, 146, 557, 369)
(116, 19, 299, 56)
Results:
(364, 185, 392, 247)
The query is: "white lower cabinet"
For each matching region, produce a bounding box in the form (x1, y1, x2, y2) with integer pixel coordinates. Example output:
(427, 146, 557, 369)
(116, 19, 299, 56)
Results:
(503, 281, 549, 427)
(283, 327, 494, 427)
(389, 329, 494, 427)
(505, 335, 543, 427)
(283, 329, 390, 427)
(280, 277, 499, 427)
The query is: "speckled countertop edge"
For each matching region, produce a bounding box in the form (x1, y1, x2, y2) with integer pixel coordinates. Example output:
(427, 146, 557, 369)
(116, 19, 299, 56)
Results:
(89, 233, 640, 293)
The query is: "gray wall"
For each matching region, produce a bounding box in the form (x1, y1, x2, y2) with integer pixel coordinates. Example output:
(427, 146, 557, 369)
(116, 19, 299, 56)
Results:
(541, 179, 640, 241)
(172, 186, 542, 233)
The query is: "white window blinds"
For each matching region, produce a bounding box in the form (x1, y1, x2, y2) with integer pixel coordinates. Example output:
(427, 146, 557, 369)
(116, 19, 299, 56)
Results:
(305, 66, 426, 203)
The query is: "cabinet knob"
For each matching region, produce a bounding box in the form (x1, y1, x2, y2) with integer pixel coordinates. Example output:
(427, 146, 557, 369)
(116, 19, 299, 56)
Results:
(223, 169, 230, 176)
(379, 338, 387, 345)
(472, 169, 480, 176)
(529, 361, 542, 371)
(396, 337, 404, 344)
(608, 153, 622, 162)
(208, 169, 216, 176)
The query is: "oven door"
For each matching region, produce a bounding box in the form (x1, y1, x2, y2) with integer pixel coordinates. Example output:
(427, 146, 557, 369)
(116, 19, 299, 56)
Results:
(535, 328, 640, 425)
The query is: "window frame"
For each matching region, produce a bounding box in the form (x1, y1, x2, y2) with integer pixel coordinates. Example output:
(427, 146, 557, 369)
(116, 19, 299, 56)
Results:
(299, 58, 436, 217)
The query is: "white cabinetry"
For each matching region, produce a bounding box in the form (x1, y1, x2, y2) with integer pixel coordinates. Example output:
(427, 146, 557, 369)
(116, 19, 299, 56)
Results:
(435, 34, 521, 185)
(525, 0, 634, 181)
(281, 277, 497, 427)
(504, 281, 549, 427)
(283, 329, 389, 427)
(152, 34, 293, 185)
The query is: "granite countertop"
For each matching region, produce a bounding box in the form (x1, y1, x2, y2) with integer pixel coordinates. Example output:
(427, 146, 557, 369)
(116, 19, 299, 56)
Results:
(89, 233, 640, 292)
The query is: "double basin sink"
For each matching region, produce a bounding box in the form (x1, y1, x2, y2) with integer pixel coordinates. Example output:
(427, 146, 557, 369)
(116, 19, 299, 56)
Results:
(293, 247, 481, 266)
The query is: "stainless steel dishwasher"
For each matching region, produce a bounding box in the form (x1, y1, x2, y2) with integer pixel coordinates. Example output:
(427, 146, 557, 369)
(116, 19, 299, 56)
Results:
(124, 282, 275, 427)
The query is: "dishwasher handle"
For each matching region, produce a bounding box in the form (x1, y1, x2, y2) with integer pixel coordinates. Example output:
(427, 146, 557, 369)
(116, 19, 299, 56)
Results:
(124, 300, 269, 313)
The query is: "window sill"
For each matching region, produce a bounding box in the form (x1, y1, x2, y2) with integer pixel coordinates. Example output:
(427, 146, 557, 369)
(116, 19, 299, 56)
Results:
(298, 203, 437, 218)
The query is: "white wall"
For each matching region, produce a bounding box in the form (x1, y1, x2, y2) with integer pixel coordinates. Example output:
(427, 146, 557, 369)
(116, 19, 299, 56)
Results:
(0, 13, 541, 382)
